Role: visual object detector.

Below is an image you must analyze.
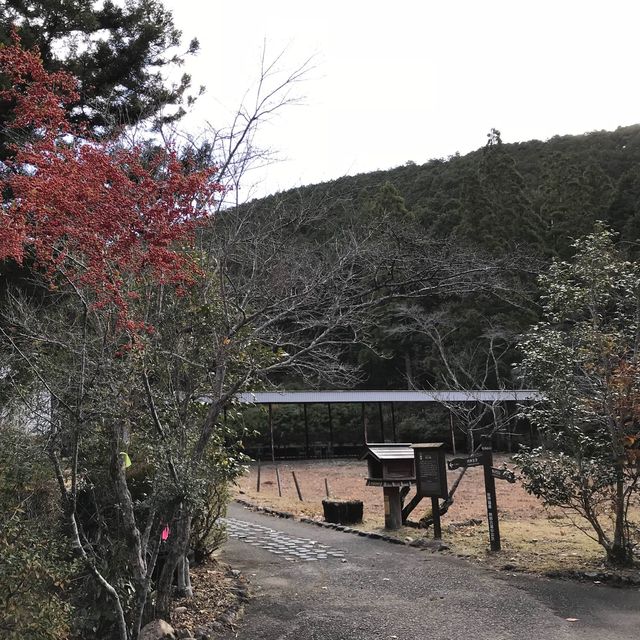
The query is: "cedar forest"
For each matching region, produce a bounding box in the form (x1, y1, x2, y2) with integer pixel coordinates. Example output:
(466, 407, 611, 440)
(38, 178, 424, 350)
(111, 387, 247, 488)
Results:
(1, 2, 640, 639)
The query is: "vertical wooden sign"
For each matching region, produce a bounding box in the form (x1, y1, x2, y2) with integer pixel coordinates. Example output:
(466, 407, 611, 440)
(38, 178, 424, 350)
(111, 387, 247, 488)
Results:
(481, 435, 501, 551)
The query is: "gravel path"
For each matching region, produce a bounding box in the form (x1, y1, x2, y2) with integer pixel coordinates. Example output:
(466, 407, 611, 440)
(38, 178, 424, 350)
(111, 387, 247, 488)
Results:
(218, 503, 640, 640)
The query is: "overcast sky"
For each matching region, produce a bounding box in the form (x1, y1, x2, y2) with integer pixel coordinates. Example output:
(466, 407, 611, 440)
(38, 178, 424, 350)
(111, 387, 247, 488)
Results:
(163, 0, 640, 200)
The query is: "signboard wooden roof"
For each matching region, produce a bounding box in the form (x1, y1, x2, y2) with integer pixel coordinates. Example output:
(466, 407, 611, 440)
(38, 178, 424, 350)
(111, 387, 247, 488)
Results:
(362, 443, 415, 461)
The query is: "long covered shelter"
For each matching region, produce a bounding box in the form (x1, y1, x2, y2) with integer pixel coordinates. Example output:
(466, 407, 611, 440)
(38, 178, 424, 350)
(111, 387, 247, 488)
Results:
(237, 390, 541, 461)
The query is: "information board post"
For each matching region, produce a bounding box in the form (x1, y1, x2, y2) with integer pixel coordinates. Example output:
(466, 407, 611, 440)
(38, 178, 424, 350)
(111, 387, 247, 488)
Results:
(431, 497, 442, 539)
(412, 443, 448, 540)
(481, 435, 501, 551)
(383, 486, 402, 530)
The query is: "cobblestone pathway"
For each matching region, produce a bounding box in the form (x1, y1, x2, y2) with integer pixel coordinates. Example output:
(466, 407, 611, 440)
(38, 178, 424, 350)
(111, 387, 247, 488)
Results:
(223, 517, 347, 562)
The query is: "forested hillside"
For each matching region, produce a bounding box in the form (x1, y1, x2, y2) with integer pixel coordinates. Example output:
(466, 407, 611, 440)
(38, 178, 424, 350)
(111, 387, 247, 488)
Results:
(241, 125, 640, 392)
(3, 5, 640, 632)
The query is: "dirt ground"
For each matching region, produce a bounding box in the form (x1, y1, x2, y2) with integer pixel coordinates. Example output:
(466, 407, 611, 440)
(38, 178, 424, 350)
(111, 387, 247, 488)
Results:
(172, 560, 238, 635)
(232, 457, 619, 576)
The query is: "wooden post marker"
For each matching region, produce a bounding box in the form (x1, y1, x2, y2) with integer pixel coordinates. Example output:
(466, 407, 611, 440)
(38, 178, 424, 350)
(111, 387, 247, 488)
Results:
(481, 435, 501, 551)
(256, 459, 261, 492)
(447, 438, 514, 552)
(292, 471, 303, 501)
(275, 466, 282, 497)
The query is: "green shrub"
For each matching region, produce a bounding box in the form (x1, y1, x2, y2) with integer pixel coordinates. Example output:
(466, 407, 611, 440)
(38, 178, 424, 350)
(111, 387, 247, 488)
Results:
(0, 522, 75, 640)
(0, 426, 76, 639)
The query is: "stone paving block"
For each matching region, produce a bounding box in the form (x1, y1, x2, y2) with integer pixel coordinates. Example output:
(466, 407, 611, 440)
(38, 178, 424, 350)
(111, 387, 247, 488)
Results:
(222, 517, 345, 563)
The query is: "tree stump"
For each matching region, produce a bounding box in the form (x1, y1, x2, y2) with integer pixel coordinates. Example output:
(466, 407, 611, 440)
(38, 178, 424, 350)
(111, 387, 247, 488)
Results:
(322, 499, 363, 525)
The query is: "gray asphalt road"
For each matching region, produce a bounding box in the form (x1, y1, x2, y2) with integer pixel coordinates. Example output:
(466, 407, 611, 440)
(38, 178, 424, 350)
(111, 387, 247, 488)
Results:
(219, 503, 640, 640)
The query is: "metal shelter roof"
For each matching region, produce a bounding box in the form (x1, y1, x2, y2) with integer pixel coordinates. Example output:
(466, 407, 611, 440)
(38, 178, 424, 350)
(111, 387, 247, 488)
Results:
(363, 443, 415, 461)
(237, 390, 541, 404)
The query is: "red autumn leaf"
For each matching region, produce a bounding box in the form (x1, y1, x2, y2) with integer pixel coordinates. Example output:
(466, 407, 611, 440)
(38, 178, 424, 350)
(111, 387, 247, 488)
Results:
(0, 37, 223, 331)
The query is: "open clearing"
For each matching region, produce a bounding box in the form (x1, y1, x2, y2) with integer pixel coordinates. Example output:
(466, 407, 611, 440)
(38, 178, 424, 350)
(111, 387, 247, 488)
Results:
(233, 457, 619, 576)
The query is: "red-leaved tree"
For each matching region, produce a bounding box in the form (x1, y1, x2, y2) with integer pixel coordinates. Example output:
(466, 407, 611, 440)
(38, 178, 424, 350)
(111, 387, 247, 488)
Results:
(0, 34, 221, 330)
(0, 37, 222, 639)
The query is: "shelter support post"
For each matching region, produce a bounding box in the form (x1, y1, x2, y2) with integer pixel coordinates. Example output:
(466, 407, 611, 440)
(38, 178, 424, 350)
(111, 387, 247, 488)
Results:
(269, 403, 274, 462)
(327, 403, 334, 456)
(361, 403, 367, 444)
(450, 411, 456, 455)
(303, 404, 309, 458)
(391, 402, 397, 442)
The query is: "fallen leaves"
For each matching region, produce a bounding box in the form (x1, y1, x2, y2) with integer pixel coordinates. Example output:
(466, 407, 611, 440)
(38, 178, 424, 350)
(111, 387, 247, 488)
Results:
(171, 560, 240, 634)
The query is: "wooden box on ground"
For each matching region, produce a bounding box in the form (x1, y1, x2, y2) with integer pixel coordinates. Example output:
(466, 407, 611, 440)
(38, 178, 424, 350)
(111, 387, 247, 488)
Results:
(322, 499, 363, 524)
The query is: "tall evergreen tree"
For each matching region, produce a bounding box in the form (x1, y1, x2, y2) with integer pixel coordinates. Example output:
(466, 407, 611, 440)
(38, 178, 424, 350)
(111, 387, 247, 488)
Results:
(607, 164, 640, 246)
(536, 153, 614, 258)
(0, 0, 199, 155)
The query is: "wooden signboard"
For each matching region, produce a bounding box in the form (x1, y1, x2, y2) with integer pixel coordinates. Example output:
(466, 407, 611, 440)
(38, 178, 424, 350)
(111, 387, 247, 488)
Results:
(447, 452, 486, 470)
(413, 443, 448, 499)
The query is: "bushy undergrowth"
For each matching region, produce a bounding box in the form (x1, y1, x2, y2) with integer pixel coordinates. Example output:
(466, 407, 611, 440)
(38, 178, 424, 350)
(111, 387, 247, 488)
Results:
(0, 425, 76, 640)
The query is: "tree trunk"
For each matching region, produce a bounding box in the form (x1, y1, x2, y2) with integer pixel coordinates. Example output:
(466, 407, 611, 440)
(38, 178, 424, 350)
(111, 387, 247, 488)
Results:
(155, 509, 192, 621)
(183, 556, 193, 597)
(176, 555, 193, 597)
(52, 448, 130, 640)
(609, 468, 632, 566)
(133, 534, 162, 639)
(111, 426, 148, 637)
